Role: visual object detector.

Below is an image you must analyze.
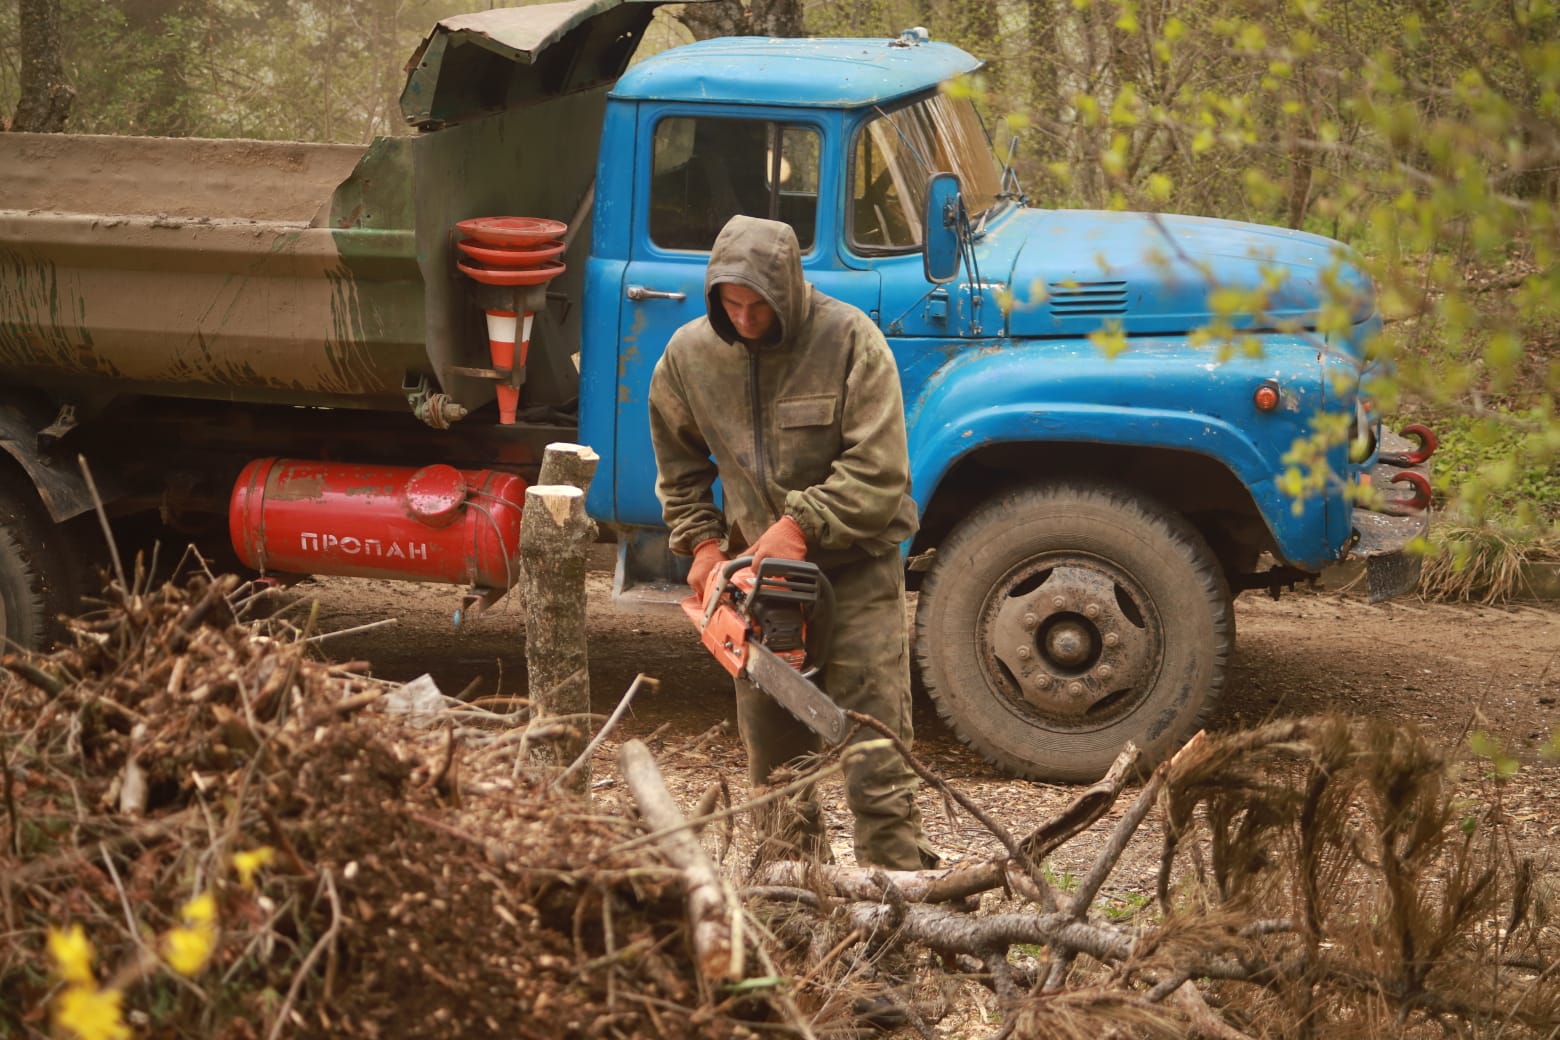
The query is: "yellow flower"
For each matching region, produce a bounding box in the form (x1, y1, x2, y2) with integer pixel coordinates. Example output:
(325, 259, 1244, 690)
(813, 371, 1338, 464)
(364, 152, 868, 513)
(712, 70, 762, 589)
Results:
(231, 846, 275, 890)
(162, 891, 219, 977)
(162, 924, 215, 976)
(180, 891, 217, 927)
(46, 924, 95, 986)
(54, 984, 130, 1040)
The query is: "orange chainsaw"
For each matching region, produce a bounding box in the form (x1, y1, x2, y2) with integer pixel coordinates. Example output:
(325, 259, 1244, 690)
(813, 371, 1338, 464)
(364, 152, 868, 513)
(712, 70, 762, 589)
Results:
(681, 556, 849, 744)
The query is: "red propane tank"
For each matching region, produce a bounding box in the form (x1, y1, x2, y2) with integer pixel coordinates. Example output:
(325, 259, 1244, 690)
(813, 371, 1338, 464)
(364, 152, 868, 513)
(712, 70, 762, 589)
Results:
(229, 458, 526, 588)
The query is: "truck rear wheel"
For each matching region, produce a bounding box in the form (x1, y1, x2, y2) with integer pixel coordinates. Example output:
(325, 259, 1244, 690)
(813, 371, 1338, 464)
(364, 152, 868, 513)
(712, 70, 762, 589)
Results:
(0, 480, 82, 649)
(914, 481, 1232, 781)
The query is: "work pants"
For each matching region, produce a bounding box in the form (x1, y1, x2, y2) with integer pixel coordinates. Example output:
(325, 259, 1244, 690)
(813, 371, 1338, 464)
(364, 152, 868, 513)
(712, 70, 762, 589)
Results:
(734, 549, 928, 870)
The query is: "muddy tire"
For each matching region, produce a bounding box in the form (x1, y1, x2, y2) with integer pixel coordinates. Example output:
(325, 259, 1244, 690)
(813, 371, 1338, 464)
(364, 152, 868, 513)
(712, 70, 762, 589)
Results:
(0, 479, 83, 649)
(914, 481, 1232, 781)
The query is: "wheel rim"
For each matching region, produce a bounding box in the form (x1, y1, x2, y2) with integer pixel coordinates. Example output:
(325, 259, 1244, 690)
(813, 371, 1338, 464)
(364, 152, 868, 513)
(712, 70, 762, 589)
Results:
(981, 552, 1164, 726)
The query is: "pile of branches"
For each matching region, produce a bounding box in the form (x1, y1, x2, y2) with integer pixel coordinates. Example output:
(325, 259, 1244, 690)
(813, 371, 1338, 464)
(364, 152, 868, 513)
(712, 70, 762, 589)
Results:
(0, 568, 792, 1039)
(718, 716, 1560, 1038)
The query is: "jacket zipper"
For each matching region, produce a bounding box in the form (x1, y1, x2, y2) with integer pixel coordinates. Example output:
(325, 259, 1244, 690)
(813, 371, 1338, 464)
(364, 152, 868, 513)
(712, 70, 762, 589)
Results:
(748, 347, 781, 521)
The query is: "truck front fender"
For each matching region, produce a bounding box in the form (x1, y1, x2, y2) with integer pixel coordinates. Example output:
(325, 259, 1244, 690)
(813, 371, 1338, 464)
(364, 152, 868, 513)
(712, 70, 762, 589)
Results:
(902, 341, 1335, 568)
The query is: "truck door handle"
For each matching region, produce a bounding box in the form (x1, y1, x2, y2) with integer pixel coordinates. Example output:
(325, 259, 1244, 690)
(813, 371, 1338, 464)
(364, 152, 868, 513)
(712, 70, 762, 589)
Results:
(626, 285, 687, 302)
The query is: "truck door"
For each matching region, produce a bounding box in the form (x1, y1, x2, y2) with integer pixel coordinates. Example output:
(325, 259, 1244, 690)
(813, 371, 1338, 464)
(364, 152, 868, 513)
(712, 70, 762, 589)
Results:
(615, 112, 865, 527)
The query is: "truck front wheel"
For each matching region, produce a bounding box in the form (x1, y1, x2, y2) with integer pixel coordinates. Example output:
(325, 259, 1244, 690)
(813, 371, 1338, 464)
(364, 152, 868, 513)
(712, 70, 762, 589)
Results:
(0, 480, 82, 649)
(914, 481, 1232, 781)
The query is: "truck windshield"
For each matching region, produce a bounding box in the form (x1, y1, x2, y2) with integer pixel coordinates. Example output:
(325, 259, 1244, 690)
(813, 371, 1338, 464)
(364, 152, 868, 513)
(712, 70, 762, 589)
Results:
(850, 93, 1005, 252)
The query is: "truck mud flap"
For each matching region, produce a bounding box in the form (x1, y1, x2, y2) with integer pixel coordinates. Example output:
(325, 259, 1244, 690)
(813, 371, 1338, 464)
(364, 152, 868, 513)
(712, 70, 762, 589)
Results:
(1349, 424, 1434, 603)
(1350, 507, 1427, 603)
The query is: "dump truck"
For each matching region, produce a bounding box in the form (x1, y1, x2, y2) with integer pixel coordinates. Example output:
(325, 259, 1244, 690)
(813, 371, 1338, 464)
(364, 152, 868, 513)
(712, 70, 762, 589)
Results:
(0, 0, 1431, 780)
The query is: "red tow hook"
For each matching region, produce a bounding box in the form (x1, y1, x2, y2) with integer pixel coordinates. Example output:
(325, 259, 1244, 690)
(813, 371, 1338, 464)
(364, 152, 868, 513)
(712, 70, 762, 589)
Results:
(1380, 423, 1438, 466)
(1381, 469, 1433, 515)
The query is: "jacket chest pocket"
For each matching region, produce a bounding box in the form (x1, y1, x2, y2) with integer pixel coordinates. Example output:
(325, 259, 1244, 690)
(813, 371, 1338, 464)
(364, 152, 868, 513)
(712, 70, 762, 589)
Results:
(774, 393, 840, 485)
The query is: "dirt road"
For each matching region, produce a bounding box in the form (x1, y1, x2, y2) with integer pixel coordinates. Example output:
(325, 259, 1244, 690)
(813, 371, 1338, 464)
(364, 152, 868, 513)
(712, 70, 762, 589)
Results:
(299, 562, 1557, 755)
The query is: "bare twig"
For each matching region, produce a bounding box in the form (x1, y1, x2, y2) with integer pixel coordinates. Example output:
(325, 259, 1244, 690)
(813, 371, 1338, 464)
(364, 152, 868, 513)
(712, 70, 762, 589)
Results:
(553, 674, 658, 792)
(7, 810, 197, 886)
(1, 733, 18, 856)
(303, 618, 397, 644)
(607, 748, 857, 857)
(267, 870, 342, 1040)
(742, 912, 821, 1040)
(1068, 758, 1166, 918)
(77, 454, 127, 591)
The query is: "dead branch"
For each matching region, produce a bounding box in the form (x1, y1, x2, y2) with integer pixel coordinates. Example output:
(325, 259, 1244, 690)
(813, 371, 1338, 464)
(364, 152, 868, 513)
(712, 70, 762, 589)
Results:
(757, 743, 1142, 905)
(608, 749, 852, 857)
(618, 739, 742, 981)
(1172, 980, 1256, 1040)
(825, 900, 1138, 994)
(1, 653, 68, 695)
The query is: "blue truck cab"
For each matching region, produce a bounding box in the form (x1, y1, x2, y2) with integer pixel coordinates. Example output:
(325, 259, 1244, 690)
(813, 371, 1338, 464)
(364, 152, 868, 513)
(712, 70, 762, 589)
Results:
(578, 28, 1428, 779)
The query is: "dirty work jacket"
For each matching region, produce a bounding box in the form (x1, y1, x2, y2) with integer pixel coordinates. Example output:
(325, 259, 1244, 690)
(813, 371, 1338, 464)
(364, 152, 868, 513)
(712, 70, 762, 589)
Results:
(648, 215, 919, 564)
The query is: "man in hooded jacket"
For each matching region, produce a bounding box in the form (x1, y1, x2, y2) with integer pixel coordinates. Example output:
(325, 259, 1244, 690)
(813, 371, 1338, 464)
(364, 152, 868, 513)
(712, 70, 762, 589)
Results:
(648, 215, 930, 871)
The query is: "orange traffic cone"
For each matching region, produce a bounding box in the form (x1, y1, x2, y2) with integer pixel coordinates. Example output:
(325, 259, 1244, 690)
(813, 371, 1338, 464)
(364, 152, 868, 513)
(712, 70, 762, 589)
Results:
(485, 309, 520, 424)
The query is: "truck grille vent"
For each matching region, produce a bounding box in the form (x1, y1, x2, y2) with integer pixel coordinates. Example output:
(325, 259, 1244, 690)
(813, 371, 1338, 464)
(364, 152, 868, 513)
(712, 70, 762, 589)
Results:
(1047, 281, 1129, 318)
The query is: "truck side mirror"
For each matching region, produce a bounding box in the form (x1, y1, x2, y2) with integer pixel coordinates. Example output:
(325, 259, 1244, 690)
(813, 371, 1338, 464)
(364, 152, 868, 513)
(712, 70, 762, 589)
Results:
(922, 172, 963, 284)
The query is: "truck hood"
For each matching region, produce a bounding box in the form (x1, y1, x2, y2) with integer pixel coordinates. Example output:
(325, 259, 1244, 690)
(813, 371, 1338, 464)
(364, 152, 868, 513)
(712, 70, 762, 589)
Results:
(997, 207, 1375, 350)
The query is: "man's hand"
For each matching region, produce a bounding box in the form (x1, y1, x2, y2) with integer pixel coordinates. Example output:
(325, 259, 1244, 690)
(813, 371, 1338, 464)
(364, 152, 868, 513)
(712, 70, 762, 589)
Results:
(688, 539, 728, 605)
(747, 515, 807, 567)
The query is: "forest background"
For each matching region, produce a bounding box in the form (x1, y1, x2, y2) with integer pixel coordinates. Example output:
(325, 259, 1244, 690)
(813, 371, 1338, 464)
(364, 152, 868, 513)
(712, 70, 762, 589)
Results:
(2, 0, 1557, 596)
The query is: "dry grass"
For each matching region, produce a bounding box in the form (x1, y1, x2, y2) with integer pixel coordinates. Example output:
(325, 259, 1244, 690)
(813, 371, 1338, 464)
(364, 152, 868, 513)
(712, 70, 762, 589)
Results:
(1418, 522, 1560, 603)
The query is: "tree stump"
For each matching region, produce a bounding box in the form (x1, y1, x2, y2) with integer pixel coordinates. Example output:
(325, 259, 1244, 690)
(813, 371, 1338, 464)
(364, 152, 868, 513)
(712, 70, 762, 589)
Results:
(520, 483, 595, 784)
(536, 442, 599, 493)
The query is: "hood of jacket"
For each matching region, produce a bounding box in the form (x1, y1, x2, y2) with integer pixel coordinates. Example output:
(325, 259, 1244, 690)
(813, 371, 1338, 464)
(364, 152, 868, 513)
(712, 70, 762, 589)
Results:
(704, 215, 812, 347)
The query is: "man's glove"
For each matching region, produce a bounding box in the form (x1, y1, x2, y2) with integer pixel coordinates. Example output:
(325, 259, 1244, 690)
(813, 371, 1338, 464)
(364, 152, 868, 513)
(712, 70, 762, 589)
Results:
(688, 538, 728, 605)
(747, 515, 807, 568)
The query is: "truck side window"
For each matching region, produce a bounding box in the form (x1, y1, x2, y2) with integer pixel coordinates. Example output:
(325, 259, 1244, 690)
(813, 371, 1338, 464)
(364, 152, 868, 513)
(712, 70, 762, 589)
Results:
(650, 117, 819, 252)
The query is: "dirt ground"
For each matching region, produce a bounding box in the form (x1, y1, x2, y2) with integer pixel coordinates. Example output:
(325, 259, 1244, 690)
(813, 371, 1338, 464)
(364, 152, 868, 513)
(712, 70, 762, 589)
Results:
(295, 550, 1560, 880)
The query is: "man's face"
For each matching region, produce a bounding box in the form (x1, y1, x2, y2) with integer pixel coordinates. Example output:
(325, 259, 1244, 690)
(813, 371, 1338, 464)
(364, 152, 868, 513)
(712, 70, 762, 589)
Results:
(717, 283, 778, 343)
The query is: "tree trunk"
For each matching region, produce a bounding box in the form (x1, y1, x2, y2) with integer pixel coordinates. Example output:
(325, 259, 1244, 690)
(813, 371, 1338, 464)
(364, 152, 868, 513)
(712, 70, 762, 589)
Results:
(11, 0, 73, 132)
(679, 0, 804, 41)
(520, 483, 595, 782)
(1047, 0, 1115, 206)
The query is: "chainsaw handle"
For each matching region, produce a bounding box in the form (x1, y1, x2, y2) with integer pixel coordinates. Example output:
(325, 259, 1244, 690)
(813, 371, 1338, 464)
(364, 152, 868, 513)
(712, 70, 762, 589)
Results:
(701, 555, 755, 626)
